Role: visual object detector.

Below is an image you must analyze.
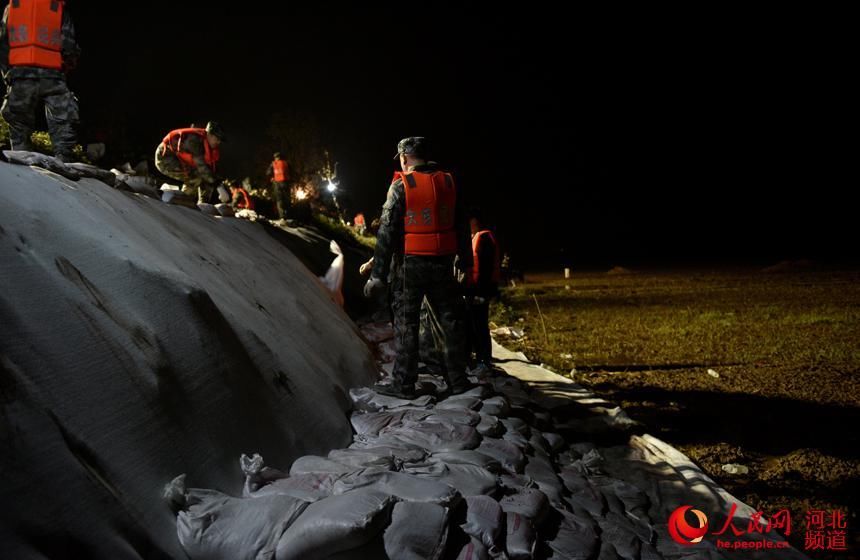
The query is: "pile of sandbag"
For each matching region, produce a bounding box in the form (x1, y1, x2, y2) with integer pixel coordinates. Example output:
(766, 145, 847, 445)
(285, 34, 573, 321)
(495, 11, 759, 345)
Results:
(169, 369, 662, 560)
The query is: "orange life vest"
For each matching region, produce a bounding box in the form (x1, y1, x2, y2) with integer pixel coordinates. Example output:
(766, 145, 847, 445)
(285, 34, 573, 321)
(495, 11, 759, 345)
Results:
(471, 230, 501, 284)
(272, 159, 289, 182)
(160, 128, 219, 171)
(232, 187, 253, 210)
(398, 170, 457, 256)
(7, 0, 64, 70)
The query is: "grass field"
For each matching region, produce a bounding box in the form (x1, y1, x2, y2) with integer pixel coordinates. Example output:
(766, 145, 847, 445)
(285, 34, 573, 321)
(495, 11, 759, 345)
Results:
(491, 267, 860, 556)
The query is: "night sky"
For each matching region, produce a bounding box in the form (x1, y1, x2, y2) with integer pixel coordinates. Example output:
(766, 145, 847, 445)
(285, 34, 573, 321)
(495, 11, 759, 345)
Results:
(64, 2, 851, 268)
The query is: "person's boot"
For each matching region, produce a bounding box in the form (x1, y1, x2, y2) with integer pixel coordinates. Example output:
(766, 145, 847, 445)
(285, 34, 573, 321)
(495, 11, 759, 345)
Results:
(372, 380, 415, 399)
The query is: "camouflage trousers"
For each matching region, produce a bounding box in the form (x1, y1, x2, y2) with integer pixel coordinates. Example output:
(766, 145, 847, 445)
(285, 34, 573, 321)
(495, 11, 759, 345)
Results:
(272, 181, 291, 219)
(154, 146, 214, 204)
(391, 255, 468, 388)
(0, 77, 79, 157)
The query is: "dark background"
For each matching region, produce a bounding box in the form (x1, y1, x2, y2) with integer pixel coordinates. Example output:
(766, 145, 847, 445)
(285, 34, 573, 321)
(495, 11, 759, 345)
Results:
(61, 2, 852, 269)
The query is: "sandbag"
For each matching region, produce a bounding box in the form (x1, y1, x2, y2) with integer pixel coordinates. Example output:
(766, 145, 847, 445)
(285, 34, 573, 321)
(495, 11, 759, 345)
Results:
(477, 437, 526, 473)
(461, 495, 505, 553)
(177, 488, 308, 560)
(506, 512, 537, 560)
(499, 487, 550, 523)
(377, 420, 481, 452)
(432, 450, 502, 473)
(275, 489, 394, 560)
(480, 396, 511, 417)
(405, 460, 498, 497)
(476, 414, 504, 437)
(332, 471, 459, 506)
(383, 501, 450, 560)
(546, 510, 599, 560)
(349, 387, 434, 411)
(248, 472, 340, 502)
(524, 451, 564, 505)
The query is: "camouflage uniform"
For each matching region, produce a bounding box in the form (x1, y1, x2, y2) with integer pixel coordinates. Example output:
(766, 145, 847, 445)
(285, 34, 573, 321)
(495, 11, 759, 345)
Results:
(154, 133, 217, 204)
(372, 162, 473, 390)
(0, 3, 80, 159)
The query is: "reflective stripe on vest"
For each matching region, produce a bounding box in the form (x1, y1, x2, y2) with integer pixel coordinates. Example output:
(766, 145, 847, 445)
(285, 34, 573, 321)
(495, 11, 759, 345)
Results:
(160, 128, 220, 171)
(471, 230, 501, 284)
(8, 0, 63, 70)
(399, 170, 457, 256)
(272, 159, 289, 182)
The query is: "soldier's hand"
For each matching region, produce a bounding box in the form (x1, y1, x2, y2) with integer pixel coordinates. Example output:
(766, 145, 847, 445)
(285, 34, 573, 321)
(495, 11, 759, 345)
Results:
(359, 258, 374, 277)
(363, 276, 385, 298)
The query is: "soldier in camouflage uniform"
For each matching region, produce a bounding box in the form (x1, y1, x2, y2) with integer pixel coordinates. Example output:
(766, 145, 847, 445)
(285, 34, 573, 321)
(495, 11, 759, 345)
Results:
(155, 122, 226, 205)
(364, 137, 473, 397)
(0, 0, 80, 161)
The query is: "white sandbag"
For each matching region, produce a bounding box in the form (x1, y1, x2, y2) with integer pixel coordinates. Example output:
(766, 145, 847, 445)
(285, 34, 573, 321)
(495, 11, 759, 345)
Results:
(241, 453, 289, 497)
(546, 510, 600, 560)
(289, 455, 356, 476)
(476, 414, 504, 437)
(461, 495, 505, 553)
(405, 461, 498, 497)
(499, 487, 550, 523)
(331, 471, 459, 506)
(477, 438, 526, 473)
(506, 512, 537, 560)
(383, 501, 450, 560)
(248, 472, 340, 502)
(432, 450, 502, 473)
(177, 488, 308, 560)
(524, 452, 564, 505)
(350, 387, 434, 411)
(560, 467, 606, 517)
(480, 396, 511, 417)
(377, 420, 481, 452)
(455, 537, 490, 560)
(274, 489, 394, 560)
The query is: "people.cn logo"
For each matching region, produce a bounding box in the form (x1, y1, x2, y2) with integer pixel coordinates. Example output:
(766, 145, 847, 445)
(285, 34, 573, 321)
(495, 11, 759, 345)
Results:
(668, 505, 709, 546)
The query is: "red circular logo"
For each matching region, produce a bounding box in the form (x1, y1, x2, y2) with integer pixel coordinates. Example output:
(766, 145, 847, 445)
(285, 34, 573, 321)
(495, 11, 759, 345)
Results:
(668, 505, 709, 546)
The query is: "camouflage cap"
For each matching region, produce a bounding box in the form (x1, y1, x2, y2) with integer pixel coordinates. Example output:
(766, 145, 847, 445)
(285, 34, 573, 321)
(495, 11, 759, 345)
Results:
(393, 137, 427, 159)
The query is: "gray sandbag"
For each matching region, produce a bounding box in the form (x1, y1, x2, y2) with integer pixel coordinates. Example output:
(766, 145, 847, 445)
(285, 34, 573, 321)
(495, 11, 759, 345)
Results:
(524, 451, 564, 505)
(499, 487, 550, 523)
(432, 450, 502, 472)
(332, 471, 459, 506)
(349, 387, 434, 411)
(327, 447, 405, 470)
(543, 432, 566, 453)
(462, 495, 505, 553)
(499, 473, 537, 491)
(241, 453, 289, 496)
(436, 395, 483, 411)
(528, 433, 551, 455)
(378, 420, 481, 452)
(177, 488, 308, 560)
(289, 455, 358, 476)
(477, 437, 526, 473)
(501, 417, 531, 437)
(405, 460, 498, 497)
(560, 467, 606, 517)
(477, 414, 504, 437)
(248, 472, 340, 502)
(383, 501, 450, 560)
(342, 444, 428, 465)
(350, 408, 428, 435)
(425, 407, 482, 427)
(596, 511, 643, 560)
(546, 510, 600, 560)
(506, 512, 537, 560)
(481, 396, 511, 417)
(503, 428, 531, 451)
(275, 489, 394, 560)
(455, 537, 490, 560)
